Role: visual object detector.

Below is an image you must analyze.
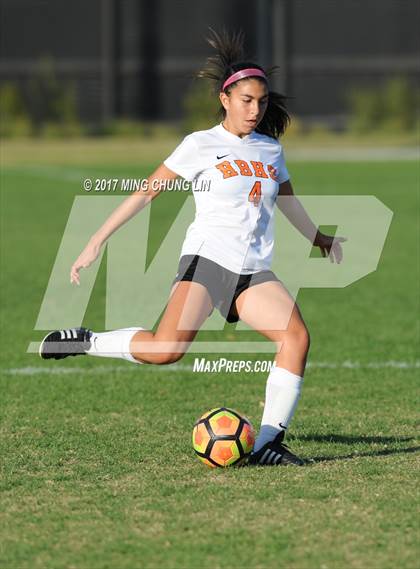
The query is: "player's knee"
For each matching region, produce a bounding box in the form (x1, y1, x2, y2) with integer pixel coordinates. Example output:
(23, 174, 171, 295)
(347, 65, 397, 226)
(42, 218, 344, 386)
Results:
(130, 349, 185, 365)
(288, 324, 310, 355)
(157, 350, 185, 365)
(152, 334, 191, 364)
(298, 325, 310, 354)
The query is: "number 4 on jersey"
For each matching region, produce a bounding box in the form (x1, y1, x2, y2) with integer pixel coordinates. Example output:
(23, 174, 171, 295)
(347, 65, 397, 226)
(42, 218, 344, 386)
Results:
(248, 181, 261, 206)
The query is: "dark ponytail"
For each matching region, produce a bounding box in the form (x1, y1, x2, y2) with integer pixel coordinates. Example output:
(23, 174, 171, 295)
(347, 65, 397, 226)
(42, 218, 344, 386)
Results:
(196, 28, 290, 139)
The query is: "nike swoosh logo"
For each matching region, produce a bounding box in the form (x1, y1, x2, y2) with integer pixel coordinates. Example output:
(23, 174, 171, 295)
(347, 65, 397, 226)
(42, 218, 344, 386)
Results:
(216, 154, 229, 160)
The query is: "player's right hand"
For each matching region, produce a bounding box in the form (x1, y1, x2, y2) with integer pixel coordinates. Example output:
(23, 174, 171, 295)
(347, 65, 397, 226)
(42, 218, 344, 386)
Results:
(70, 240, 102, 285)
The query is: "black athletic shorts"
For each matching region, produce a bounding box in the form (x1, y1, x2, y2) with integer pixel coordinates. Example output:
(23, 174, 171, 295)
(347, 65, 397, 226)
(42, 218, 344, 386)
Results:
(171, 254, 280, 324)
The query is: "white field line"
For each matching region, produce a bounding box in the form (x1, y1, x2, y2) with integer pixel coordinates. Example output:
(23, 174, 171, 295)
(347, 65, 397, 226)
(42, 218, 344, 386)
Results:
(2, 361, 419, 376)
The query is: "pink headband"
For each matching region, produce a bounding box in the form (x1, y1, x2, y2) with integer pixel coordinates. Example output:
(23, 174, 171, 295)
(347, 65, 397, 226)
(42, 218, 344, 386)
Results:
(222, 68, 267, 91)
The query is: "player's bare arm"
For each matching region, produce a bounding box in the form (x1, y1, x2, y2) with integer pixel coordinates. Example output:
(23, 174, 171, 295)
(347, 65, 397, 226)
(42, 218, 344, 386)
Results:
(70, 163, 178, 284)
(276, 179, 347, 264)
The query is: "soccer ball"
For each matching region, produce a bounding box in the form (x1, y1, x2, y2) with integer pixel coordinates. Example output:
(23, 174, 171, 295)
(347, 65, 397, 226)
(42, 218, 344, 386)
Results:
(192, 407, 255, 467)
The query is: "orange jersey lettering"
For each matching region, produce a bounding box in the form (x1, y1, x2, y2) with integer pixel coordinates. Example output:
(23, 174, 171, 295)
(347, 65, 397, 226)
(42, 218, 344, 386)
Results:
(267, 164, 278, 181)
(248, 181, 262, 206)
(234, 159, 253, 176)
(250, 161, 268, 178)
(215, 161, 239, 179)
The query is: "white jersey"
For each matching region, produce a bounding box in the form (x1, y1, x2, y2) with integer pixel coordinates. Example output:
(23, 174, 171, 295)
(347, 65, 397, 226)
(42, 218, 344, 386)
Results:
(163, 123, 290, 274)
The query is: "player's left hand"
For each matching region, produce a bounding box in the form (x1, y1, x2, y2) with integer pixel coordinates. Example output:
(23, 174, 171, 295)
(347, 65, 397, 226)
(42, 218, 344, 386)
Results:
(313, 232, 347, 264)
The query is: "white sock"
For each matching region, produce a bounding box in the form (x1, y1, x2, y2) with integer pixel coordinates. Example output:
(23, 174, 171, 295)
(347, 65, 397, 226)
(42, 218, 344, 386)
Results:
(253, 366, 303, 452)
(87, 327, 144, 364)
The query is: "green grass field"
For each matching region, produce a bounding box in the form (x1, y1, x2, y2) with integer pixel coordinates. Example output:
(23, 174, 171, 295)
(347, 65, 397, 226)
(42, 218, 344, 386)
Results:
(1, 139, 419, 568)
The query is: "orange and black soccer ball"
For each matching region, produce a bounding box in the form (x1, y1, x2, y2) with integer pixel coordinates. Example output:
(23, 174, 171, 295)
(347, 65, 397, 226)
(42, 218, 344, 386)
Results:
(192, 407, 255, 467)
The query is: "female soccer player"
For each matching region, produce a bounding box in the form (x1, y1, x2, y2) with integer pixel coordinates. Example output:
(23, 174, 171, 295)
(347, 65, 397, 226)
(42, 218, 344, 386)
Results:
(40, 30, 345, 466)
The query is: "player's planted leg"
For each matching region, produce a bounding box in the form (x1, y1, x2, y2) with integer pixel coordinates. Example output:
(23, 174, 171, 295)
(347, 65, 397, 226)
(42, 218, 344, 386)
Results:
(248, 430, 304, 466)
(234, 281, 309, 466)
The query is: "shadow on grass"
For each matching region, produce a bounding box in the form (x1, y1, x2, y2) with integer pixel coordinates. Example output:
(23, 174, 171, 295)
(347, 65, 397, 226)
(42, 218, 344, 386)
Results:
(293, 434, 415, 444)
(308, 445, 420, 463)
(291, 434, 419, 463)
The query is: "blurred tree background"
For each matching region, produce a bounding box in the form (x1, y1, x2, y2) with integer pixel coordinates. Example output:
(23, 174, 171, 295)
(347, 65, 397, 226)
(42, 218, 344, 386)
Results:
(0, 0, 419, 141)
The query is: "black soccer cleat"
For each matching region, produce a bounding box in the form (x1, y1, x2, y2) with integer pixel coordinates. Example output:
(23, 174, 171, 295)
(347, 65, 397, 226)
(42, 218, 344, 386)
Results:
(248, 431, 305, 466)
(39, 327, 92, 360)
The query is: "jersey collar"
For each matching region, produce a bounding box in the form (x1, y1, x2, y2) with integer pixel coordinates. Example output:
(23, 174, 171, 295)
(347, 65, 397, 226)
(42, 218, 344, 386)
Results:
(215, 123, 257, 144)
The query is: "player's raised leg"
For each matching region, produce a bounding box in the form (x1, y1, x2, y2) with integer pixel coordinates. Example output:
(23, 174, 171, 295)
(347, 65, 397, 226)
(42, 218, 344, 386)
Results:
(39, 281, 213, 365)
(234, 280, 310, 465)
(129, 281, 213, 364)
